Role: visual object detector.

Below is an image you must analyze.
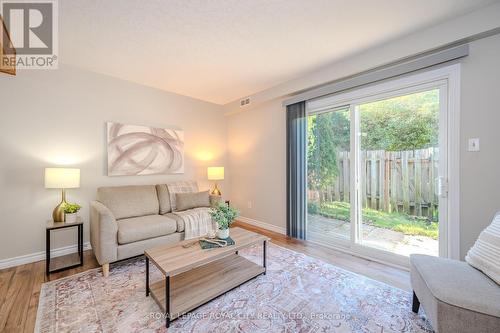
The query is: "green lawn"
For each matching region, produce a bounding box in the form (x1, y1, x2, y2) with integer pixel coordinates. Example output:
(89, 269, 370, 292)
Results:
(309, 201, 438, 239)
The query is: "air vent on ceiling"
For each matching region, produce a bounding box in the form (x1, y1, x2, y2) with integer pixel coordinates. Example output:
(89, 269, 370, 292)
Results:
(240, 97, 250, 107)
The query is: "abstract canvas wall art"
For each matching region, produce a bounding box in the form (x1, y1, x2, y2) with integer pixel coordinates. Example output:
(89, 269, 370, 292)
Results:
(107, 122, 184, 176)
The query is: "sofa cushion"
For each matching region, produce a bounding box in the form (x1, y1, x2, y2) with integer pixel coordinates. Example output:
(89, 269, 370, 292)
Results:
(117, 215, 177, 244)
(117, 232, 184, 261)
(466, 212, 500, 285)
(175, 191, 210, 211)
(97, 185, 159, 220)
(163, 212, 185, 232)
(410, 254, 500, 317)
(156, 184, 172, 214)
(166, 181, 198, 211)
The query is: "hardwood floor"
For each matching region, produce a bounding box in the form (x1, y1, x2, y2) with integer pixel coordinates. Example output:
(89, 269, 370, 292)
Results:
(0, 251, 99, 333)
(233, 221, 411, 291)
(0, 221, 410, 332)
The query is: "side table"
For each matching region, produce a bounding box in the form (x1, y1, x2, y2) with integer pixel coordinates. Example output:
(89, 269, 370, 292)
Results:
(46, 218, 84, 275)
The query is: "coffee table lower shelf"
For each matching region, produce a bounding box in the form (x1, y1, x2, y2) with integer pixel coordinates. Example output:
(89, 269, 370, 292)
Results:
(148, 254, 265, 325)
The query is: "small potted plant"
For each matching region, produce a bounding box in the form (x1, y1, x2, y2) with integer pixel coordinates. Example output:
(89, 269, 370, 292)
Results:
(63, 203, 81, 223)
(209, 201, 239, 239)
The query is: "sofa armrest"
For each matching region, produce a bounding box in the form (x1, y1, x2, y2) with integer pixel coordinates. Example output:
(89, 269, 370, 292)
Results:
(90, 201, 118, 265)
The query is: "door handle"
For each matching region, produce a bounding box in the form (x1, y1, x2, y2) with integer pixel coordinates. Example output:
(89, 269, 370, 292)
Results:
(435, 177, 448, 198)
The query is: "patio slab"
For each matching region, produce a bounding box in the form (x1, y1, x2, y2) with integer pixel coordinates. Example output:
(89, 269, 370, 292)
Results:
(307, 214, 438, 257)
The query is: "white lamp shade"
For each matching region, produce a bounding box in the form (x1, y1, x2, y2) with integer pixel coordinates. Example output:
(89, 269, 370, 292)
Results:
(45, 168, 80, 189)
(207, 167, 224, 180)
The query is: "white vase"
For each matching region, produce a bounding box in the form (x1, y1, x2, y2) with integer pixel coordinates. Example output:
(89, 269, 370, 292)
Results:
(65, 213, 77, 223)
(217, 228, 229, 239)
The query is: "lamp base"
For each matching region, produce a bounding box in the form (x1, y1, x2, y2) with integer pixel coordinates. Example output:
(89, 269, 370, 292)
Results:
(211, 183, 222, 196)
(52, 189, 67, 222)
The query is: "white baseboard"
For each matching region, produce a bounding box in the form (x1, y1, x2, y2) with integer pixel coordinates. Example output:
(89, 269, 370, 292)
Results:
(237, 216, 286, 235)
(0, 242, 92, 270)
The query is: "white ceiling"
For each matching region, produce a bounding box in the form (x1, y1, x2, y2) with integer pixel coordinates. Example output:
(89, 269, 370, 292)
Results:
(60, 0, 497, 105)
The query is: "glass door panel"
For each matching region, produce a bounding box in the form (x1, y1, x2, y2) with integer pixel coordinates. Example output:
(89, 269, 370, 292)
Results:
(307, 107, 351, 243)
(357, 89, 440, 257)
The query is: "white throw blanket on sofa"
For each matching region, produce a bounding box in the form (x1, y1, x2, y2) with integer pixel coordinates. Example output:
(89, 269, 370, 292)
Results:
(174, 207, 216, 240)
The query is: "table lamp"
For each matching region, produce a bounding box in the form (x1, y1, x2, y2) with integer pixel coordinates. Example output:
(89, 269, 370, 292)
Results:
(45, 168, 80, 222)
(207, 167, 224, 196)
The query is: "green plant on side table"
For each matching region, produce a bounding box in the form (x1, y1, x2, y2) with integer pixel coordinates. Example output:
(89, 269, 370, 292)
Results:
(210, 201, 239, 239)
(63, 203, 81, 223)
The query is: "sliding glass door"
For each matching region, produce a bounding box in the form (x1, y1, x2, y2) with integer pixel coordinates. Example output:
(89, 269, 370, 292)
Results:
(306, 69, 453, 265)
(356, 89, 441, 257)
(307, 107, 351, 243)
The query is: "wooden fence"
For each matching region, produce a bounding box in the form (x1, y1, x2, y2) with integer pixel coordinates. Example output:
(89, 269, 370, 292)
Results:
(313, 147, 439, 219)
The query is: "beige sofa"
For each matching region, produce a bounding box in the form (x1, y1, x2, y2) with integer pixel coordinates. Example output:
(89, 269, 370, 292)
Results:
(90, 182, 215, 277)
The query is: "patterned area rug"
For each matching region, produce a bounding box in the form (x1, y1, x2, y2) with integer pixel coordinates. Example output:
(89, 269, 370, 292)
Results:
(35, 243, 433, 332)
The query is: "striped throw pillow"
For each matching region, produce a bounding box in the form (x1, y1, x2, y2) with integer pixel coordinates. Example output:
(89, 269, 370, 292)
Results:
(466, 212, 500, 285)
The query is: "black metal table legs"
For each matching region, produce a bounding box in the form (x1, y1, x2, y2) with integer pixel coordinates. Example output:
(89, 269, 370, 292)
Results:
(263, 240, 267, 275)
(145, 256, 150, 296)
(145, 256, 170, 328)
(46, 229, 50, 275)
(46, 223, 83, 276)
(165, 276, 171, 328)
(78, 224, 83, 261)
(146, 239, 268, 328)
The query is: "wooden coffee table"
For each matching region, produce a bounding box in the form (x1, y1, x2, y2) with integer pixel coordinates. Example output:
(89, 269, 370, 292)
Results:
(145, 227, 269, 327)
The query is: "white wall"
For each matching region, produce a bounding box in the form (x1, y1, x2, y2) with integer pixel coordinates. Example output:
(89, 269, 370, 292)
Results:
(0, 65, 227, 261)
(226, 33, 500, 259)
(460, 34, 500, 257)
(227, 99, 286, 228)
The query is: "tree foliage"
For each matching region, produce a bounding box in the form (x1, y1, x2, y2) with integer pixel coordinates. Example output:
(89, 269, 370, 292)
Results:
(307, 90, 439, 192)
(307, 109, 349, 191)
(359, 90, 439, 151)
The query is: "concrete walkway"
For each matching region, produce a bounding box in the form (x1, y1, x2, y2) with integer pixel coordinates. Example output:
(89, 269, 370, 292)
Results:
(307, 214, 438, 257)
